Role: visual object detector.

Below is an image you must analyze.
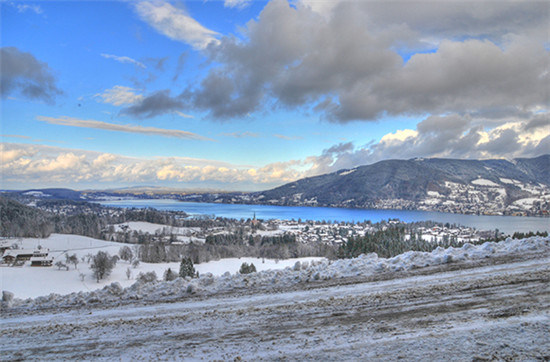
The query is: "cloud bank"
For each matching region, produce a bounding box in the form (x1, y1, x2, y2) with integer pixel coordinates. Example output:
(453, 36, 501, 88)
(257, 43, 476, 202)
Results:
(1, 143, 299, 190)
(4, 113, 547, 190)
(303, 114, 550, 176)
(168, 0, 548, 122)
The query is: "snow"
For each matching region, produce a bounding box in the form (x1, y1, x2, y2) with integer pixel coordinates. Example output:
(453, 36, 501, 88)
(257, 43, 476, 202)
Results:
(500, 177, 517, 184)
(339, 169, 356, 176)
(471, 178, 500, 187)
(0, 234, 324, 299)
(22, 191, 50, 197)
(2, 235, 548, 309)
(512, 197, 538, 208)
(113, 221, 198, 235)
(2, 238, 549, 361)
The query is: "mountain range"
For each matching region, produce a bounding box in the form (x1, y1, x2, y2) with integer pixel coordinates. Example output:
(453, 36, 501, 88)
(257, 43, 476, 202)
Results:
(3, 155, 549, 216)
(250, 155, 550, 216)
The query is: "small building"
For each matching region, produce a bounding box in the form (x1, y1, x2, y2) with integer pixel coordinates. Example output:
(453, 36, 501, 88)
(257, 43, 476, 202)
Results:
(30, 256, 54, 267)
(2, 249, 50, 265)
(0, 240, 14, 255)
(2, 249, 34, 264)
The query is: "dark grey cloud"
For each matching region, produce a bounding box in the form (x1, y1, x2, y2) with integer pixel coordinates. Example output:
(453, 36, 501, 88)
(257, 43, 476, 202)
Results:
(530, 135, 550, 156)
(337, 1, 549, 46)
(524, 114, 550, 131)
(182, 69, 263, 118)
(121, 90, 185, 119)
(327, 39, 549, 122)
(479, 128, 522, 154)
(0, 47, 62, 103)
(175, 0, 548, 122)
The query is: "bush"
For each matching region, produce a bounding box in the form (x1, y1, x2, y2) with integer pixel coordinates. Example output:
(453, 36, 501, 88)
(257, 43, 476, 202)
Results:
(163, 268, 178, 281)
(137, 271, 157, 283)
(239, 262, 256, 274)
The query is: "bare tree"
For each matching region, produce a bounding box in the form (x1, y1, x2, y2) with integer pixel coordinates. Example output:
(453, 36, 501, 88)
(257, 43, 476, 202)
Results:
(55, 261, 68, 271)
(119, 246, 133, 262)
(90, 251, 115, 282)
(66, 253, 79, 269)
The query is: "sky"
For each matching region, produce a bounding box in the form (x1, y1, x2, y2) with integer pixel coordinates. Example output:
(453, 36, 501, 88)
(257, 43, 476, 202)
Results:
(1, 0, 549, 191)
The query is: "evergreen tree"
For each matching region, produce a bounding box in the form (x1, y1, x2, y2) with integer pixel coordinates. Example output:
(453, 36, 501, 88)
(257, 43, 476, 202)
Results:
(179, 257, 196, 278)
(164, 268, 178, 281)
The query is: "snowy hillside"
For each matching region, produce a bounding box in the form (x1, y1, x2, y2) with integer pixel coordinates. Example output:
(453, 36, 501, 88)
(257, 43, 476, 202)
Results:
(2, 236, 548, 361)
(0, 234, 323, 299)
(3, 235, 548, 309)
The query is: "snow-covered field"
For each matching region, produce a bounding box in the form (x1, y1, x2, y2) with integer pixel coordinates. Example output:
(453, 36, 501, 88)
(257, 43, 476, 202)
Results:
(113, 221, 205, 243)
(1, 236, 549, 360)
(0, 234, 324, 299)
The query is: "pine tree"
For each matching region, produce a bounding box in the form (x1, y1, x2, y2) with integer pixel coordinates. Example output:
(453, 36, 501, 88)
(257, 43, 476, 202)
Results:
(164, 268, 177, 281)
(179, 257, 196, 278)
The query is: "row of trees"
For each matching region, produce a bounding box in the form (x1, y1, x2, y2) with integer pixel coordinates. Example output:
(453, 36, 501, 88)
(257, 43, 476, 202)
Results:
(337, 225, 483, 259)
(88, 248, 261, 284)
(137, 239, 335, 264)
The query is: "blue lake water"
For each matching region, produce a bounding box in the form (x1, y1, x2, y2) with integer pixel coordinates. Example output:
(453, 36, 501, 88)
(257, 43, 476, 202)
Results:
(98, 199, 549, 235)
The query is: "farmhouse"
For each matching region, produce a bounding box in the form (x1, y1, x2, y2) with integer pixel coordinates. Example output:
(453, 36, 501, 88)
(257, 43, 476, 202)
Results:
(30, 256, 54, 267)
(0, 240, 13, 254)
(2, 249, 50, 265)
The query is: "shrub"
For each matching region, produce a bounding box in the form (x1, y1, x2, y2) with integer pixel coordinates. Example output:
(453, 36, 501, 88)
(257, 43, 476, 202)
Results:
(239, 262, 257, 274)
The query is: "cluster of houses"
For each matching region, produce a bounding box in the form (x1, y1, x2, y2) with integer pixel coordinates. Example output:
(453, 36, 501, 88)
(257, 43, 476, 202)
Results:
(259, 219, 487, 245)
(0, 240, 53, 267)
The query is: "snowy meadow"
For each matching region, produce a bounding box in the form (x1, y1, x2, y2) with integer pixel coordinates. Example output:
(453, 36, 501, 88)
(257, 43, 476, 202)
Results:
(1, 233, 324, 299)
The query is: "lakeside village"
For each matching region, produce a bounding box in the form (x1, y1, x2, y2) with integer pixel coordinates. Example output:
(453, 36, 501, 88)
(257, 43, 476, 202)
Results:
(0, 197, 524, 268)
(83, 176, 550, 217)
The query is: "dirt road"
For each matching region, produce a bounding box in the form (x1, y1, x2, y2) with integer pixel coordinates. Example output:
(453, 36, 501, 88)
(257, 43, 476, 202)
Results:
(2, 256, 549, 361)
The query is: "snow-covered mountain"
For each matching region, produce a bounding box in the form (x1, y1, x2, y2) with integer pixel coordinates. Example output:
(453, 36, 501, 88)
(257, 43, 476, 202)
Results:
(253, 155, 550, 216)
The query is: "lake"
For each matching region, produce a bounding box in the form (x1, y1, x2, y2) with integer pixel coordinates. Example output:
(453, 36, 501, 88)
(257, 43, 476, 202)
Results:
(98, 199, 549, 235)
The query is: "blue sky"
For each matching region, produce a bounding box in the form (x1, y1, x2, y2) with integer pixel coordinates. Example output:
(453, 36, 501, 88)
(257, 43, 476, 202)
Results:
(1, 0, 548, 191)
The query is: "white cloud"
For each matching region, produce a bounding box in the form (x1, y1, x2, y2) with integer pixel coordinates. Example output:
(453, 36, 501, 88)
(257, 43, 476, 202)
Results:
(174, 111, 194, 119)
(299, 113, 550, 175)
(134, 1, 220, 50)
(274, 134, 302, 141)
(224, 0, 252, 9)
(35, 116, 213, 141)
(0, 143, 303, 189)
(379, 129, 418, 144)
(15, 4, 43, 14)
(95, 86, 144, 106)
(221, 132, 259, 138)
(100, 54, 146, 69)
